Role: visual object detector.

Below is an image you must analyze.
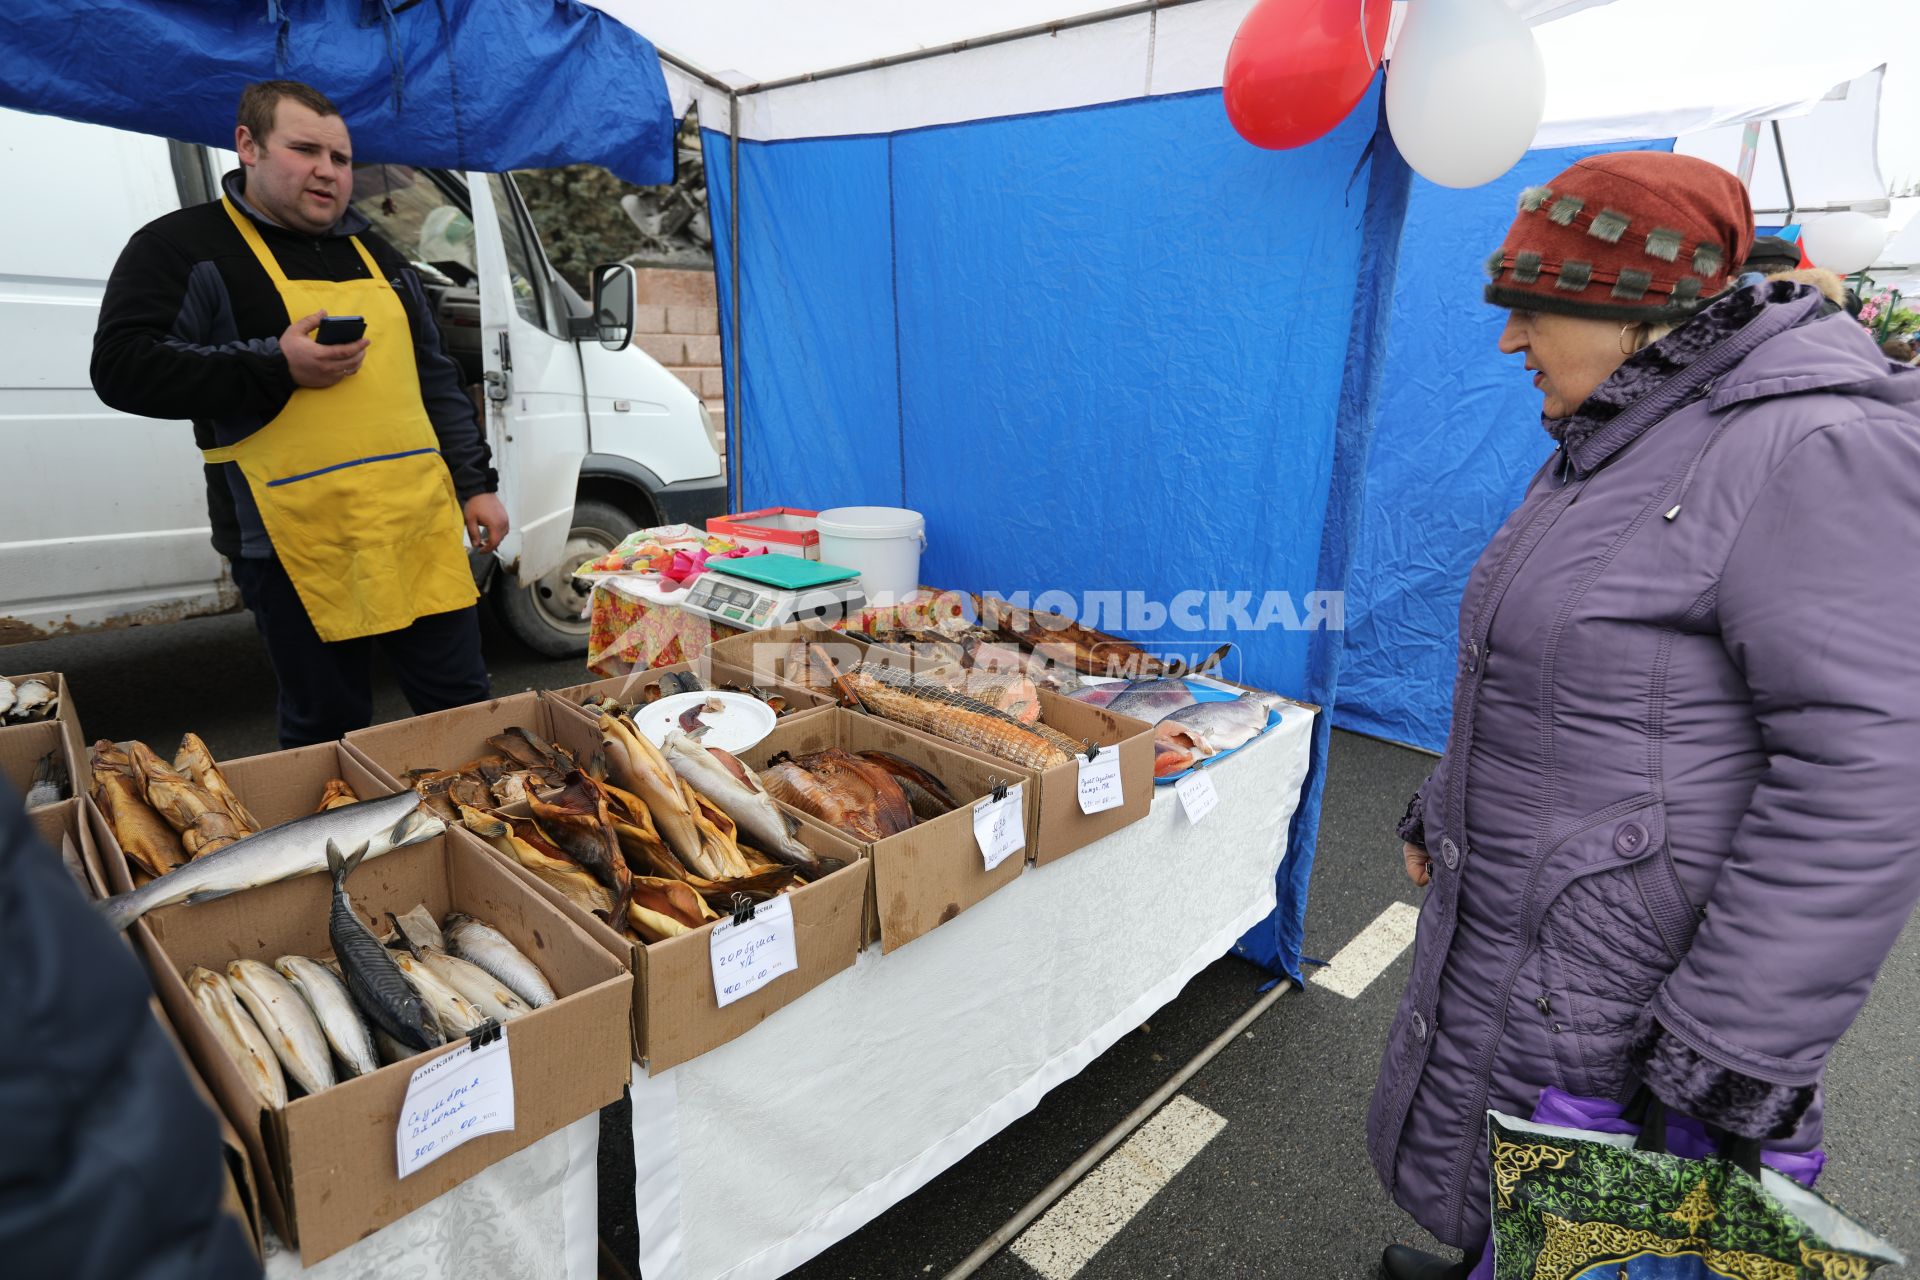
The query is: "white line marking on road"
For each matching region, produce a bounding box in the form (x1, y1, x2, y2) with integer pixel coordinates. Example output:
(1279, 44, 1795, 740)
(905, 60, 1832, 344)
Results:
(1009, 1095, 1227, 1280)
(1310, 901, 1422, 999)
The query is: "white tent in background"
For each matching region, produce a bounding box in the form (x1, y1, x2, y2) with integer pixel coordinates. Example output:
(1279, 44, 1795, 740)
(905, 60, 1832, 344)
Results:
(1676, 67, 1890, 219)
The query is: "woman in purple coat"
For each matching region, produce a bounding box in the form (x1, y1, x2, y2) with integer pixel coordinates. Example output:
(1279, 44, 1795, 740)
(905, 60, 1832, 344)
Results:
(1369, 151, 1920, 1280)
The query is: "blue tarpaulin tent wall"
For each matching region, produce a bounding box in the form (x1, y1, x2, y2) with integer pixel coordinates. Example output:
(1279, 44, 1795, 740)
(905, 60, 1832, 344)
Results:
(0, 0, 676, 184)
(702, 81, 1411, 981)
(1336, 138, 1674, 752)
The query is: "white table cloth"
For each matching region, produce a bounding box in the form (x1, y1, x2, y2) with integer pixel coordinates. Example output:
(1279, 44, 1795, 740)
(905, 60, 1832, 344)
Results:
(630, 702, 1315, 1280)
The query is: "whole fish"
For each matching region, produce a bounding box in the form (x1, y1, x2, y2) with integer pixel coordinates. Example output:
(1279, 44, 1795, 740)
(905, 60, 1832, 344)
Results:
(599, 713, 705, 873)
(327, 841, 443, 1053)
(25, 751, 66, 809)
(92, 742, 189, 877)
(0, 677, 13, 718)
(1106, 679, 1200, 724)
(856, 751, 959, 820)
(10, 678, 55, 721)
(762, 749, 915, 843)
(276, 955, 379, 1078)
(419, 951, 532, 1022)
(1159, 696, 1270, 755)
(227, 959, 335, 1097)
(99, 791, 443, 931)
(187, 966, 287, 1109)
(662, 729, 821, 867)
(444, 913, 556, 1008)
(528, 771, 632, 917)
(392, 952, 487, 1036)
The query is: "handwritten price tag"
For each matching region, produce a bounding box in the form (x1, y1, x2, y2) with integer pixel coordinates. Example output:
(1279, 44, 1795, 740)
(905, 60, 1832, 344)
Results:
(973, 783, 1026, 871)
(396, 1029, 514, 1179)
(1176, 769, 1219, 824)
(1076, 748, 1124, 815)
(709, 894, 799, 1008)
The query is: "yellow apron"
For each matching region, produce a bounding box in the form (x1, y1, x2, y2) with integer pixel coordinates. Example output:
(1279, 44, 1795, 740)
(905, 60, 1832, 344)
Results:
(204, 197, 478, 642)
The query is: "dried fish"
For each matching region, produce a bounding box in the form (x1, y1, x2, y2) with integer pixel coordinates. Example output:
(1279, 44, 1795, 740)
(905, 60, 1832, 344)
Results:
(599, 712, 707, 876)
(188, 966, 287, 1109)
(128, 740, 247, 857)
(91, 743, 188, 877)
(845, 666, 1078, 769)
(227, 959, 335, 1097)
(316, 778, 360, 812)
(276, 955, 379, 1078)
(174, 733, 260, 833)
(530, 770, 633, 919)
(25, 751, 67, 809)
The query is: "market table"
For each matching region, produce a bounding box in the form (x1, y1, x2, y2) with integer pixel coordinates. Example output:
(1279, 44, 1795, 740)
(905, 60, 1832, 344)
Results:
(261, 1117, 599, 1280)
(585, 574, 963, 676)
(628, 702, 1316, 1280)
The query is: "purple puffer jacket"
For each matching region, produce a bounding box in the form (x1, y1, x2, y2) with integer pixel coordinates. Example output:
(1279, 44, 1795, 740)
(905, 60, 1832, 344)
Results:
(1367, 280, 1920, 1247)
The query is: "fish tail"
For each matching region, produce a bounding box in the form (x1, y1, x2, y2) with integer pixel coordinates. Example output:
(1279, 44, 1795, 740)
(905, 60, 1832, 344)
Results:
(99, 891, 143, 933)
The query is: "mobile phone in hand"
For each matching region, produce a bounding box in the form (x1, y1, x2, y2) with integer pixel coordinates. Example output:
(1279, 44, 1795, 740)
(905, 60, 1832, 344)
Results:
(315, 315, 366, 345)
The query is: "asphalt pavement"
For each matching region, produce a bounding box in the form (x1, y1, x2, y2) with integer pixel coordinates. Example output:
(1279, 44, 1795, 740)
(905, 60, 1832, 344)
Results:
(8, 613, 1915, 1280)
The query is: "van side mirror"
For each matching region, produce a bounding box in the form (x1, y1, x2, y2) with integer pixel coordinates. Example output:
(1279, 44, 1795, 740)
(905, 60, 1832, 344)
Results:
(590, 262, 637, 352)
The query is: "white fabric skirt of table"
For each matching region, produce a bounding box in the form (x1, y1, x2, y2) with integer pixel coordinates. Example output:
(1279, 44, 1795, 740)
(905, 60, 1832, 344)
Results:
(262, 1115, 599, 1280)
(631, 703, 1316, 1280)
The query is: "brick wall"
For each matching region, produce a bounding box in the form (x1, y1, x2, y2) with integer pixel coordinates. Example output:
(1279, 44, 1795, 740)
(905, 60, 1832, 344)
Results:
(633, 268, 725, 456)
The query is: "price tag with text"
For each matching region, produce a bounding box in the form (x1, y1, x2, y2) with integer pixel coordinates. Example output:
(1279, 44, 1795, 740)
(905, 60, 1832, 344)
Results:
(396, 1029, 514, 1179)
(1076, 747, 1124, 815)
(973, 783, 1026, 871)
(709, 894, 799, 1008)
(1176, 769, 1219, 824)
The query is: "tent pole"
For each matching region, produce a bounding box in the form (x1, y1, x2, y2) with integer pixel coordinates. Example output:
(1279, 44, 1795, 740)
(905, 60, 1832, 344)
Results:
(656, 47, 733, 95)
(729, 91, 743, 513)
(1771, 119, 1797, 225)
(733, 0, 1202, 95)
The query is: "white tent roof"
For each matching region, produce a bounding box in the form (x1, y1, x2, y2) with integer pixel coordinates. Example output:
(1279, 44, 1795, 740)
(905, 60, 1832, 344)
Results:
(589, 0, 1887, 154)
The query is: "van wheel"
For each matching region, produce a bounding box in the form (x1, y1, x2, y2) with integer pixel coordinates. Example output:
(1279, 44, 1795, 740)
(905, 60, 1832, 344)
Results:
(492, 498, 639, 658)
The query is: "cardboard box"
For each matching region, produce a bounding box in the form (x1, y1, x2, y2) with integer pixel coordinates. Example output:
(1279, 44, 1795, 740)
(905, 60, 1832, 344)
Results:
(1, 669, 85, 767)
(1023, 691, 1155, 866)
(27, 796, 108, 900)
(546, 656, 836, 728)
(4, 715, 83, 821)
(346, 693, 869, 1073)
(131, 826, 630, 1265)
(707, 622, 936, 692)
(744, 708, 1027, 951)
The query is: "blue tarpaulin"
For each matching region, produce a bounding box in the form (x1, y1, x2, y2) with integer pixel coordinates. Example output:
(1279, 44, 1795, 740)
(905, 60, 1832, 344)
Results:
(0, 0, 675, 184)
(705, 82, 1410, 981)
(1335, 138, 1673, 752)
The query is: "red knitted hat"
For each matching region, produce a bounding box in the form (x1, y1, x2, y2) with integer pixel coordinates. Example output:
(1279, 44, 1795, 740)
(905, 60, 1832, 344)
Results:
(1484, 152, 1755, 323)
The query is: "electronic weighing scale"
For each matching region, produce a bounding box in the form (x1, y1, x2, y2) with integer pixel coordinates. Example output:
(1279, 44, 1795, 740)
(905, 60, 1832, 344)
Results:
(679, 555, 867, 629)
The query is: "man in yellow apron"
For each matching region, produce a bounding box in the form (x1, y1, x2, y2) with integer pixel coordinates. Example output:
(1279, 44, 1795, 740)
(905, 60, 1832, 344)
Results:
(92, 81, 507, 748)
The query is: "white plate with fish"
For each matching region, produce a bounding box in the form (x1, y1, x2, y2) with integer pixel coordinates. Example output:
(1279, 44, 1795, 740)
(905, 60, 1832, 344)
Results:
(630, 690, 778, 753)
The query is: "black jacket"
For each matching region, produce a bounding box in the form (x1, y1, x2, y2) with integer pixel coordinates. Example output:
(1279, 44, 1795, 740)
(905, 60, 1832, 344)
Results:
(90, 170, 496, 560)
(0, 788, 259, 1278)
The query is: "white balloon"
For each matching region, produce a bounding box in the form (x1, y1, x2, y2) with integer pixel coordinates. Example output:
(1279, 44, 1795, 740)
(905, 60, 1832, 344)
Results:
(1798, 212, 1887, 277)
(1386, 0, 1546, 189)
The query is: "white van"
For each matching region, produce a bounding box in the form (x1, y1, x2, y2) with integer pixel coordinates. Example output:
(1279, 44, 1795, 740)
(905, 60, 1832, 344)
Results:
(0, 108, 725, 656)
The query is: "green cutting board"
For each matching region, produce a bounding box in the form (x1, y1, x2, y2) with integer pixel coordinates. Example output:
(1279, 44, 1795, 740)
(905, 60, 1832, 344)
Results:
(709, 554, 859, 590)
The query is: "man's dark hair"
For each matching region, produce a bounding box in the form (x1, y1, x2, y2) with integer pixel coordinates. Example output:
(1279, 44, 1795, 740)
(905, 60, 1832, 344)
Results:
(237, 80, 341, 144)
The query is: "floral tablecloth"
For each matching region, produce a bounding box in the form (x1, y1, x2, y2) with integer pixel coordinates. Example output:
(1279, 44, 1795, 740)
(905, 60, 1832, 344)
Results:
(585, 576, 964, 676)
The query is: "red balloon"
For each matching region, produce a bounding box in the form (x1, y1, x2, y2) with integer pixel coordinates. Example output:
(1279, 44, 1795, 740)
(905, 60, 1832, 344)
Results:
(1223, 0, 1392, 150)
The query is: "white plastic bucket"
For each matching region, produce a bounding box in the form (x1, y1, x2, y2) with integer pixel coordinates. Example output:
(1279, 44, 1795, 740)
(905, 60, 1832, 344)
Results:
(814, 506, 926, 605)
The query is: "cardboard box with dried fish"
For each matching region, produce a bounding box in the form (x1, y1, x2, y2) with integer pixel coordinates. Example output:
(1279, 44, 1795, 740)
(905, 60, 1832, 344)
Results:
(3, 715, 82, 818)
(343, 692, 867, 1072)
(745, 708, 1033, 951)
(0, 669, 85, 757)
(88, 741, 631, 1265)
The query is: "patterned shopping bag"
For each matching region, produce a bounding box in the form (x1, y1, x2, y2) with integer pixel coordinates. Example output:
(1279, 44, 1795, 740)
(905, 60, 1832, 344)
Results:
(1486, 1106, 1905, 1279)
